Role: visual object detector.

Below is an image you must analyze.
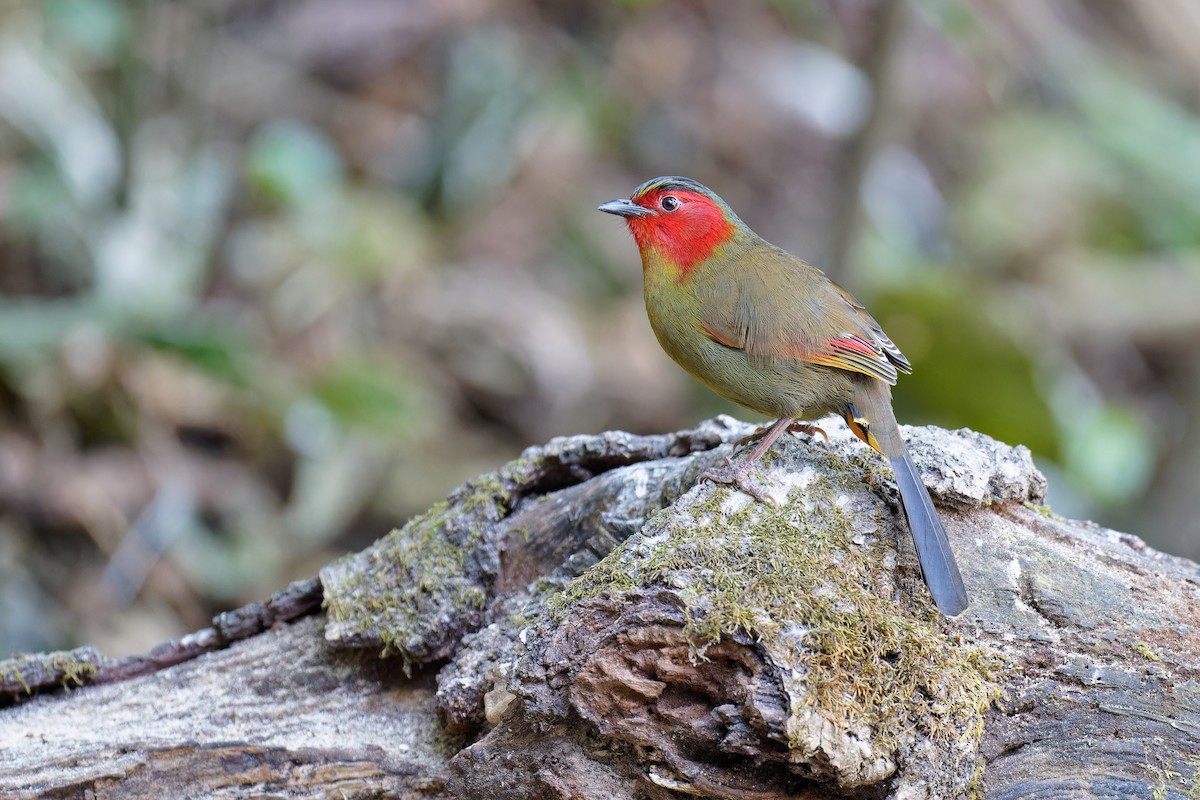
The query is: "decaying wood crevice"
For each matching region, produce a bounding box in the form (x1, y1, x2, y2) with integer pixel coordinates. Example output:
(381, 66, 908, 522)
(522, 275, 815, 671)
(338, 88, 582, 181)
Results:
(2, 416, 1199, 799)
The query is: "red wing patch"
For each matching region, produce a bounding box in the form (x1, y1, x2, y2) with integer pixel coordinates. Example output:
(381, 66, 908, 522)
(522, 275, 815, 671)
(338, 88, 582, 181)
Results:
(799, 334, 899, 385)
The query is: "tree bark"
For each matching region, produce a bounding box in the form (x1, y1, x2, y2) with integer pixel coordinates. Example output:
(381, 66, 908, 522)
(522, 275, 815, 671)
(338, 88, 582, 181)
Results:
(2, 417, 1198, 799)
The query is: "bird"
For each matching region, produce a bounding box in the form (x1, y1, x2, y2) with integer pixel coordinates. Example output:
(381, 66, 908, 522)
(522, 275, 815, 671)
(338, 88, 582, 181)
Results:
(598, 176, 968, 616)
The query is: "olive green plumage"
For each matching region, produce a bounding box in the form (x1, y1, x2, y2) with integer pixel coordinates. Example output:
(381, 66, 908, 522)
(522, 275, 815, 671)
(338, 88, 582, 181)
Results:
(641, 232, 891, 419)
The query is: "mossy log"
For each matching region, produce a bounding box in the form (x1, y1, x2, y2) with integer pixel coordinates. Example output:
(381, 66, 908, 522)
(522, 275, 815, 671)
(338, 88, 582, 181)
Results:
(2, 417, 1198, 799)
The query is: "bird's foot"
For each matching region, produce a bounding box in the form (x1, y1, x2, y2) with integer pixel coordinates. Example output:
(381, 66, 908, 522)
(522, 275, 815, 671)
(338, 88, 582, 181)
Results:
(702, 460, 779, 506)
(732, 422, 828, 454)
(785, 422, 829, 444)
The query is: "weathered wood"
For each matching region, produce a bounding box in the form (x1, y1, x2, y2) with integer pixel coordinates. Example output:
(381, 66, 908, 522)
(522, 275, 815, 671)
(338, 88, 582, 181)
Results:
(2, 417, 1198, 799)
(0, 577, 323, 706)
(0, 614, 451, 799)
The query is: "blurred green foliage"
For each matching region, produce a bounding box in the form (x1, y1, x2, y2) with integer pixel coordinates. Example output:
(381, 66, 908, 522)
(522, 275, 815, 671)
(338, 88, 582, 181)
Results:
(1, 0, 1197, 658)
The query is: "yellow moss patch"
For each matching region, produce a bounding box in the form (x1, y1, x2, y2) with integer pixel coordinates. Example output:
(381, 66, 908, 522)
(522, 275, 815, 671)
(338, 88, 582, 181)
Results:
(1131, 641, 1162, 662)
(0, 651, 98, 696)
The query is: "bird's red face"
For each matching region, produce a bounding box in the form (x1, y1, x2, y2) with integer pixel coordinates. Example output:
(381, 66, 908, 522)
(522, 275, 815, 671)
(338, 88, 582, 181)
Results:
(599, 180, 736, 277)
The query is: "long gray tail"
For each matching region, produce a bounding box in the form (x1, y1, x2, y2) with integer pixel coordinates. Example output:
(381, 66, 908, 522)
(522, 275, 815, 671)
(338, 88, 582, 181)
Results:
(851, 380, 969, 615)
(889, 452, 969, 616)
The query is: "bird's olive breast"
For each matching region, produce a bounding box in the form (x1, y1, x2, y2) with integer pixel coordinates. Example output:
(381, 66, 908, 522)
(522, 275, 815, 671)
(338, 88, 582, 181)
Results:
(642, 267, 854, 419)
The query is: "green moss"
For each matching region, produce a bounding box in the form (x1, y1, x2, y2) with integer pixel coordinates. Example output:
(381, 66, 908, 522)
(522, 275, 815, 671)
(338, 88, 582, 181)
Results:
(0, 662, 29, 694)
(459, 474, 512, 514)
(967, 760, 988, 800)
(1022, 501, 1060, 519)
(497, 454, 539, 487)
(53, 652, 97, 687)
(323, 471, 513, 662)
(546, 465, 999, 756)
(0, 650, 97, 696)
(1147, 757, 1197, 800)
(1131, 641, 1162, 662)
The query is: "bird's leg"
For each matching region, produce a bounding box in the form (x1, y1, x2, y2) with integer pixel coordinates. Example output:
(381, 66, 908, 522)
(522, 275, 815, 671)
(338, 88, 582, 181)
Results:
(703, 417, 795, 505)
(732, 421, 828, 455)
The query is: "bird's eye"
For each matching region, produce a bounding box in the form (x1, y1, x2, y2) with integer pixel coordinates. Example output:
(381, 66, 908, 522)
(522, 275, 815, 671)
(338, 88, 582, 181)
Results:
(660, 195, 680, 212)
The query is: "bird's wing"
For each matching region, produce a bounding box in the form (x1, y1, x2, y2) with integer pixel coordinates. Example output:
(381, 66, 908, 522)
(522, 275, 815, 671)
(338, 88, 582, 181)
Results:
(824, 282, 911, 376)
(697, 245, 910, 385)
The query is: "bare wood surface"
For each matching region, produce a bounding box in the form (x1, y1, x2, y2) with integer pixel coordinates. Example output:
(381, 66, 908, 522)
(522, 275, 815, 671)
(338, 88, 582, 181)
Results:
(2, 417, 1198, 799)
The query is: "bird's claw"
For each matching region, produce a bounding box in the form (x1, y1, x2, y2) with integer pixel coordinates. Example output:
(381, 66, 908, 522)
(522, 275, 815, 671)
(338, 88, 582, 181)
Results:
(786, 422, 829, 444)
(701, 463, 779, 507)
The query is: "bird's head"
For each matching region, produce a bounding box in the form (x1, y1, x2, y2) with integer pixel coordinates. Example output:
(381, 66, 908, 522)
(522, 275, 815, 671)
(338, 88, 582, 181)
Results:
(598, 176, 744, 276)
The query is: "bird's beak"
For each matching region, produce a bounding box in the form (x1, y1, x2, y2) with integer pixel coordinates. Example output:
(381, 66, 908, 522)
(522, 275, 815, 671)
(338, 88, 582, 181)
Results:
(597, 198, 655, 218)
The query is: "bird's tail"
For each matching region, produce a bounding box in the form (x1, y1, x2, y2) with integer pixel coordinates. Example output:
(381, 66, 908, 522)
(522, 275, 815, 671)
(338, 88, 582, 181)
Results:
(847, 385, 969, 616)
(888, 451, 968, 616)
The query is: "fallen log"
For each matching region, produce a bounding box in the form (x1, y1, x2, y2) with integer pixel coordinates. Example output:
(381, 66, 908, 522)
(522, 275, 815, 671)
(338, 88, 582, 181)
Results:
(2, 417, 1197, 799)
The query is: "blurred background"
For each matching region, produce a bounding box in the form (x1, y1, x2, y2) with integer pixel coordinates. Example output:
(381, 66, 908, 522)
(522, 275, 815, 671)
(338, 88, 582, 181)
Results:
(1, 0, 1197, 659)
